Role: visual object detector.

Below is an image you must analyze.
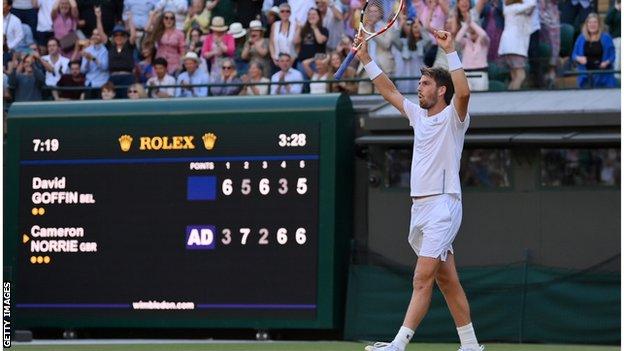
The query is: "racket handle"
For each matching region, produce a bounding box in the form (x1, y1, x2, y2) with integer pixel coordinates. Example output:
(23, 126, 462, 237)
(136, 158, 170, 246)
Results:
(334, 49, 357, 80)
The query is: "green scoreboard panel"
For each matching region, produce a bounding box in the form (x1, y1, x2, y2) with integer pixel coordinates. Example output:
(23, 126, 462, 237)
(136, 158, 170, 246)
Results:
(5, 95, 353, 329)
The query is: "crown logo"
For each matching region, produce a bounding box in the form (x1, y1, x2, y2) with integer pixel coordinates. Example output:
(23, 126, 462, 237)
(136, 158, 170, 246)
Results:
(119, 135, 133, 152)
(202, 133, 217, 150)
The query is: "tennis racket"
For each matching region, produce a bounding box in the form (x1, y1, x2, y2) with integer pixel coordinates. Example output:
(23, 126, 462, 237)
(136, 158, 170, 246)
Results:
(334, 0, 404, 79)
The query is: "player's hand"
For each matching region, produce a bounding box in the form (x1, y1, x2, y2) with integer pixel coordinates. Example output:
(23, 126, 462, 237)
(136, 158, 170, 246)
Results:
(434, 29, 455, 53)
(354, 32, 371, 65)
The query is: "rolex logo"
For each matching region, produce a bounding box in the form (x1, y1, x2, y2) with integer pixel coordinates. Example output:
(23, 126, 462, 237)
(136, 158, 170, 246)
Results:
(119, 135, 133, 152)
(202, 133, 217, 150)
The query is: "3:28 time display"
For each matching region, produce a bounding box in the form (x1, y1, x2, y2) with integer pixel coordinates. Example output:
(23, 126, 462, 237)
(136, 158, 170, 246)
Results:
(278, 133, 307, 147)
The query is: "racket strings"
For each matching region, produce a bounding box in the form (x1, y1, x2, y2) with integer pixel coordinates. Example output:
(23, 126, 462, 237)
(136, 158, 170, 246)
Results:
(361, 0, 402, 34)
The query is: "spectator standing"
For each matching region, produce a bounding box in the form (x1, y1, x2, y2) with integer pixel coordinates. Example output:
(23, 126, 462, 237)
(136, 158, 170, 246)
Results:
(234, 0, 263, 26)
(269, 3, 297, 70)
(53, 59, 84, 100)
(397, 19, 432, 93)
(210, 57, 242, 95)
(4, 0, 25, 51)
(183, 0, 212, 35)
(80, 26, 109, 95)
(14, 23, 35, 53)
(539, 0, 560, 88)
(155, 0, 188, 30)
(264, 5, 280, 37)
(456, 14, 490, 90)
(318, 0, 344, 51)
(7, 53, 45, 101)
(498, 0, 536, 90)
(414, 0, 450, 65)
(33, 0, 56, 53)
(560, 0, 593, 29)
(201, 16, 235, 77)
(123, 0, 156, 32)
(176, 51, 210, 96)
(478, 0, 504, 62)
(240, 60, 269, 95)
(150, 11, 186, 74)
(76, 0, 119, 37)
(572, 13, 616, 87)
(146, 57, 176, 97)
(211, 0, 236, 24)
(241, 20, 271, 76)
(270, 52, 303, 94)
(10, 0, 36, 35)
(228, 22, 248, 72)
(302, 52, 331, 94)
(329, 50, 357, 93)
(187, 27, 209, 72)
(604, 0, 620, 78)
(107, 22, 137, 98)
(127, 82, 147, 98)
(40, 37, 69, 89)
(51, 0, 79, 58)
(294, 7, 328, 77)
(290, 0, 315, 25)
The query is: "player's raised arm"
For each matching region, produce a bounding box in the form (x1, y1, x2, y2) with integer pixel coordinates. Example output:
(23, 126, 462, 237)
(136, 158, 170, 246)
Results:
(354, 33, 407, 117)
(434, 29, 470, 121)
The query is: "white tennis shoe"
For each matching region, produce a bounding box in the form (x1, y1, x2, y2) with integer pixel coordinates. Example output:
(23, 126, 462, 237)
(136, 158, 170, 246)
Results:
(364, 342, 401, 351)
(458, 345, 485, 351)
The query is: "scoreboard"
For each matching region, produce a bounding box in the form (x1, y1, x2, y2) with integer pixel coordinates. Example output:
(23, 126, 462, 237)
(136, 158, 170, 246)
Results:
(5, 95, 354, 329)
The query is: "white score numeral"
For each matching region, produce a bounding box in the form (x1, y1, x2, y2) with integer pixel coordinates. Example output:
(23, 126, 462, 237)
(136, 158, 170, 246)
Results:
(296, 228, 307, 245)
(298, 134, 306, 146)
(297, 178, 308, 195)
(32, 139, 41, 151)
(51, 139, 59, 151)
(262, 161, 268, 169)
(240, 228, 251, 245)
(241, 179, 251, 195)
(222, 179, 233, 195)
(259, 178, 270, 195)
(222, 228, 232, 245)
(244, 161, 250, 169)
(299, 160, 305, 168)
(226, 162, 230, 169)
(281, 161, 287, 168)
(259, 228, 269, 245)
(278, 178, 288, 194)
(277, 228, 288, 245)
(278, 134, 287, 147)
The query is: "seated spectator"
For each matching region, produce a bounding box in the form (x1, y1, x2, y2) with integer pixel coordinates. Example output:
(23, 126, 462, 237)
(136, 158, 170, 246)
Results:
(228, 22, 248, 72)
(302, 53, 331, 94)
(329, 51, 357, 94)
(187, 27, 204, 56)
(53, 59, 84, 100)
(269, 3, 297, 71)
(183, 0, 212, 35)
(572, 13, 617, 88)
(40, 37, 69, 88)
(100, 80, 115, 99)
(149, 11, 186, 75)
(264, 6, 280, 38)
(4, 0, 25, 51)
(539, 0, 561, 88)
(210, 57, 242, 95)
(176, 51, 209, 97)
(397, 19, 431, 93)
(201, 16, 235, 78)
(108, 22, 137, 99)
(13, 23, 36, 53)
(241, 20, 270, 77)
(317, 0, 344, 52)
(456, 15, 489, 91)
(478, 0, 504, 63)
(51, 0, 79, 58)
(604, 0, 620, 78)
(34, 0, 55, 53)
(7, 53, 45, 101)
(80, 26, 109, 96)
(270, 52, 303, 94)
(498, 0, 536, 90)
(240, 60, 270, 95)
(136, 44, 155, 83)
(127, 82, 148, 98)
(293, 7, 328, 77)
(147, 57, 176, 98)
(155, 0, 188, 30)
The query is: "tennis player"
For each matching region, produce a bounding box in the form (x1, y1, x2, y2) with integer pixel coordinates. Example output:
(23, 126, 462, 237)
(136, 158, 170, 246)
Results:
(356, 29, 483, 351)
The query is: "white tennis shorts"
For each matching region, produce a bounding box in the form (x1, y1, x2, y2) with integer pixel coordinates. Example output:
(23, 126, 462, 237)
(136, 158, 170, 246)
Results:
(408, 193, 463, 262)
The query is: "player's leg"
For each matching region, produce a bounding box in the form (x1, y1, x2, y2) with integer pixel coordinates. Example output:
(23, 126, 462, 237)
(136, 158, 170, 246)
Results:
(436, 253, 483, 351)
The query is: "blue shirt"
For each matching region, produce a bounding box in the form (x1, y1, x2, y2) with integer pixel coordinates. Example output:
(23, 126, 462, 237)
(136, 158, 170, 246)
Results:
(176, 69, 209, 97)
(81, 44, 109, 88)
(123, 0, 157, 29)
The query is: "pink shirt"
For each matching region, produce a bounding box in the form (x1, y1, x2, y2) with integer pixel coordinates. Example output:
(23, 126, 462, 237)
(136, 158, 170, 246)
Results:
(53, 14, 76, 39)
(415, 1, 447, 41)
(460, 36, 489, 69)
(200, 33, 235, 64)
(156, 29, 186, 74)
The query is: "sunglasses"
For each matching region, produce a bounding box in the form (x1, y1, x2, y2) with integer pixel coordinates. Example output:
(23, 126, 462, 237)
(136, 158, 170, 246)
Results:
(128, 90, 139, 93)
(222, 66, 233, 69)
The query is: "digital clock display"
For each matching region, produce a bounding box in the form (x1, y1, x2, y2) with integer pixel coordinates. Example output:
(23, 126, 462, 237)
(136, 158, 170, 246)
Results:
(5, 96, 354, 330)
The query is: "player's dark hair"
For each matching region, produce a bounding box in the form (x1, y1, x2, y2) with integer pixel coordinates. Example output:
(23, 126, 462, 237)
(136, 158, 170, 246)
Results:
(420, 66, 454, 105)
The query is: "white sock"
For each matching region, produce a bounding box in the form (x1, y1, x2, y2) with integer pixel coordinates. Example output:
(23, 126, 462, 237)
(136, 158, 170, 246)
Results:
(391, 326, 414, 350)
(457, 323, 480, 350)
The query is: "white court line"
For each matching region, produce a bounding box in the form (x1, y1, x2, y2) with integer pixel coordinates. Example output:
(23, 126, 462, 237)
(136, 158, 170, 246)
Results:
(12, 339, 327, 345)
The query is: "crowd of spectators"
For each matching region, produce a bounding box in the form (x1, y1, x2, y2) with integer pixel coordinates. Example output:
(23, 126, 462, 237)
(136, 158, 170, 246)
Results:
(2, 0, 620, 103)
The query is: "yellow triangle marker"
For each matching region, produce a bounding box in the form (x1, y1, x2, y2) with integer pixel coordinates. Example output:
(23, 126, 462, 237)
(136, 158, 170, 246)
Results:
(23, 234, 30, 244)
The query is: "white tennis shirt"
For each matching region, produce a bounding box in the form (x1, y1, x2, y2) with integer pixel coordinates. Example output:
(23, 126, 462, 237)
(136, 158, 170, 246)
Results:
(403, 98, 470, 197)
